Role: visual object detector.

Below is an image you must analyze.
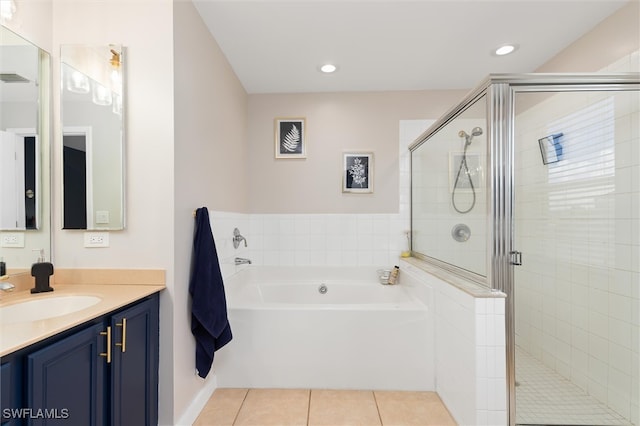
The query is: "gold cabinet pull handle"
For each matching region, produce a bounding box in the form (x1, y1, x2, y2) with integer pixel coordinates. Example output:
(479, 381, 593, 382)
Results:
(116, 318, 127, 353)
(99, 326, 112, 363)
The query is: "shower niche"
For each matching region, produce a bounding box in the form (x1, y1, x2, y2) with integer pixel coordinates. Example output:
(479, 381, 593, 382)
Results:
(409, 74, 639, 426)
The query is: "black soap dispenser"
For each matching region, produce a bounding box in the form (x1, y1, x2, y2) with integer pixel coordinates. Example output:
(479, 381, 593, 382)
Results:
(31, 249, 54, 294)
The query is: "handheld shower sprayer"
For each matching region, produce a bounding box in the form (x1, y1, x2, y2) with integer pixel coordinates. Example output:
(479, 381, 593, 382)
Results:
(452, 127, 483, 214)
(458, 127, 483, 146)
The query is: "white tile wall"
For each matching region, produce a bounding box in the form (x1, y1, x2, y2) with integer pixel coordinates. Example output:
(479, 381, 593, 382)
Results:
(514, 51, 640, 425)
(402, 260, 508, 426)
(245, 213, 405, 267)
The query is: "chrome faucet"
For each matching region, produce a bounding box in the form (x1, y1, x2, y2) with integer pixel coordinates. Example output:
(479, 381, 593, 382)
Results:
(0, 275, 15, 293)
(0, 282, 15, 292)
(234, 257, 252, 265)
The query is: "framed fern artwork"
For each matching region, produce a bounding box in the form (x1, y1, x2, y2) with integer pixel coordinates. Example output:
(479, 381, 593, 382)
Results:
(343, 152, 373, 193)
(275, 118, 306, 158)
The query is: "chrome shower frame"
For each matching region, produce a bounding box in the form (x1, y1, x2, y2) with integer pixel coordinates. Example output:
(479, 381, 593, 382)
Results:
(408, 72, 640, 426)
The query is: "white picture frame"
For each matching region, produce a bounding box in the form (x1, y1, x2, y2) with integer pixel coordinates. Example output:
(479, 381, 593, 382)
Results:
(275, 118, 306, 159)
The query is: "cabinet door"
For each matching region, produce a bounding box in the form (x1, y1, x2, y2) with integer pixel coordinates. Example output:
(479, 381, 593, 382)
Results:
(27, 323, 107, 426)
(1, 359, 21, 426)
(110, 295, 159, 426)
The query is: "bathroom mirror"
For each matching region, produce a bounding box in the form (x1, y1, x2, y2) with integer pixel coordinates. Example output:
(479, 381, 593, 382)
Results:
(0, 25, 51, 270)
(61, 44, 124, 230)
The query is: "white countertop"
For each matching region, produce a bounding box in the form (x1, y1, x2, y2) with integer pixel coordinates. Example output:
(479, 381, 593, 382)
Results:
(0, 284, 164, 356)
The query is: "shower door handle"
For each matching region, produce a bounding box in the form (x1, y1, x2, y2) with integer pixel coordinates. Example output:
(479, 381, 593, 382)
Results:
(509, 251, 523, 266)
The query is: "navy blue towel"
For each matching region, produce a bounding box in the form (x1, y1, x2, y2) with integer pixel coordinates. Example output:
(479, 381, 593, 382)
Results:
(189, 207, 232, 378)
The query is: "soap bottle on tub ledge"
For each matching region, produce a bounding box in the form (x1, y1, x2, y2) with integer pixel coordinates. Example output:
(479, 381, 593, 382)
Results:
(387, 265, 400, 285)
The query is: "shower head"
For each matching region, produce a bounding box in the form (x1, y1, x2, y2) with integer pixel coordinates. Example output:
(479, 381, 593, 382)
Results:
(458, 127, 483, 146)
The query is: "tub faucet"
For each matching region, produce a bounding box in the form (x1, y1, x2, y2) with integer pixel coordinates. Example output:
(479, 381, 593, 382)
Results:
(234, 257, 252, 265)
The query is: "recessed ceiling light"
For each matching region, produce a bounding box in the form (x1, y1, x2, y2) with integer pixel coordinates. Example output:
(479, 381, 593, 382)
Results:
(320, 64, 337, 73)
(494, 44, 518, 56)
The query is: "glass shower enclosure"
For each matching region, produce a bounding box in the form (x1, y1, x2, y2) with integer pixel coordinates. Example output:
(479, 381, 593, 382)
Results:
(409, 73, 639, 426)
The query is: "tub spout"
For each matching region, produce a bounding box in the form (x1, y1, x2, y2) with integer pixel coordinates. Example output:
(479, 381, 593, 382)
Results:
(235, 257, 252, 265)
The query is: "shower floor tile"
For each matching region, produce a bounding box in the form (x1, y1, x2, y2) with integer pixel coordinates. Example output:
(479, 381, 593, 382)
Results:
(194, 388, 457, 426)
(516, 347, 632, 426)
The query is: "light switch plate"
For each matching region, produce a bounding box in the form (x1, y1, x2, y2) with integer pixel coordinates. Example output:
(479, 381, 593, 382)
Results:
(95, 210, 110, 224)
(84, 232, 109, 248)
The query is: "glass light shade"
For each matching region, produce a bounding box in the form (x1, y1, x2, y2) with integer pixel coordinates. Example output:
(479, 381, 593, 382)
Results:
(66, 69, 90, 94)
(112, 93, 122, 115)
(92, 82, 112, 106)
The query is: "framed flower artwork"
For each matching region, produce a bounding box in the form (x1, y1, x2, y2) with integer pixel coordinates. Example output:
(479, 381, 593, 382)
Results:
(343, 152, 373, 193)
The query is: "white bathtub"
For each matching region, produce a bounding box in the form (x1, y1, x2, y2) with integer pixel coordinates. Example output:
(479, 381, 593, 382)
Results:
(215, 266, 434, 391)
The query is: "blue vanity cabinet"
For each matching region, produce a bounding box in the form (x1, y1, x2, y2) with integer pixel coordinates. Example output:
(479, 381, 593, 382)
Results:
(27, 323, 106, 425)
(2, 292, 159, 426)
(110, 296, 159, 426)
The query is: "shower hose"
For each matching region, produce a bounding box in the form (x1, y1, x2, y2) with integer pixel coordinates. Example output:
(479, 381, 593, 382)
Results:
(451, 142, 476, 214)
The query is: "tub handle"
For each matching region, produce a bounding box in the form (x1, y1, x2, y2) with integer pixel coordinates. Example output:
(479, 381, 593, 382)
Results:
(233, 228, 247, 249)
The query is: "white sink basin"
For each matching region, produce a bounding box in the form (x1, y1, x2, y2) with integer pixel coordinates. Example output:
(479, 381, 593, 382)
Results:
(0, 295, 102, 325)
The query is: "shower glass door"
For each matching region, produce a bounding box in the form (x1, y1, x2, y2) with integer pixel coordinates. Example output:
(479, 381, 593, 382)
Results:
(513, 88, 639, 425)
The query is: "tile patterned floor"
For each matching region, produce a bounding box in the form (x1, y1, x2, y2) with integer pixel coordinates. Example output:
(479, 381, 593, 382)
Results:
(515, 347, 632, 426)
(193, 388, 457, 426)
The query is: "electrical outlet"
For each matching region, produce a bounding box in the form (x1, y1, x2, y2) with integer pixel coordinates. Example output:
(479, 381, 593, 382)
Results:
(1, 233, 25, 248)
(84, 232, 109, 248)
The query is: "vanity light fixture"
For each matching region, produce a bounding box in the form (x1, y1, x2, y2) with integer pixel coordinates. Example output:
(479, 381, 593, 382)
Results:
(109, 48, 122, 86)
(109, 49, 121, 68)
(494, 44, 518, 56)
(319, 64, 337, 73)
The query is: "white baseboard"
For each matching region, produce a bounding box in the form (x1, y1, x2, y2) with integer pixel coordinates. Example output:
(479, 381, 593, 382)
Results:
(175, 374, 218, 426)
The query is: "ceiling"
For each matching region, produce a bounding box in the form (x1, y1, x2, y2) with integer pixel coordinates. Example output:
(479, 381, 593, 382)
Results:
(193, 0, 630, 94)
